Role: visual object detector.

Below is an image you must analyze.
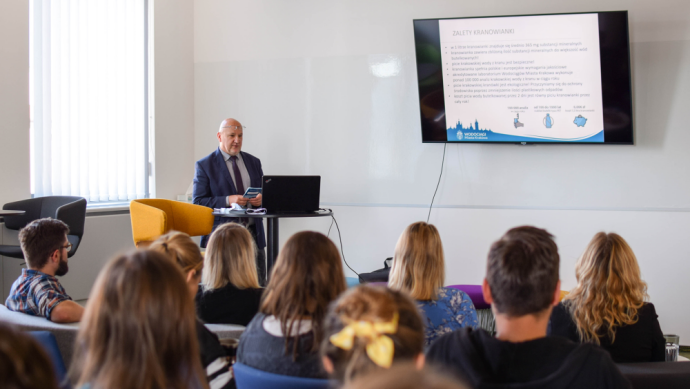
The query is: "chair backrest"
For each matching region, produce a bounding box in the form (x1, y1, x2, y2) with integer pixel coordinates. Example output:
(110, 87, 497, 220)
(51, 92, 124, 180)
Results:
(618, 361, 690, 389)
(233, 363, 332, 389)
(129, 199, 214, 247)
(28, 331, 70, 388)
(0, 304, 79, 369)
(2, 196, 87, 258)
(2, 197, 44, 230)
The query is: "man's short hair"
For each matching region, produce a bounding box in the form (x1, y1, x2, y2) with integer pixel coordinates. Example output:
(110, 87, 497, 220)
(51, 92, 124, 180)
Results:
(486, 226, 559, 317)
(19, 218, 69, 269)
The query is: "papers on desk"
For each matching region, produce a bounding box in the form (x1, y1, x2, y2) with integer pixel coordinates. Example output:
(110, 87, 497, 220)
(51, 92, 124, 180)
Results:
(214, 208, 244, 214)
(214, 205, 245, 214)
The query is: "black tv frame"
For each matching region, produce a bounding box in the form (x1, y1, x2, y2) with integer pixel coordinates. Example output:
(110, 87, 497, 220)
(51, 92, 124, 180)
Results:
(413, 11, 634, 145)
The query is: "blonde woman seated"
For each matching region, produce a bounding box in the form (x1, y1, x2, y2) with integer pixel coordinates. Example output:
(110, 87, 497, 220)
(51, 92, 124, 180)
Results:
(236, 231, 347, 378)
(195, 223, 263, 326)
(388, 222, 478, 347)
(70, 251, 207, 389)
(149, 232, 233, 389)
(548, 232, 665, 362)
(320, 285, 425, 384)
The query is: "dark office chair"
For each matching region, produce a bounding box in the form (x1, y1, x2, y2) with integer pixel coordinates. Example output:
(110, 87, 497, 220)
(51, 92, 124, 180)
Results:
(0, 196, 87, 259)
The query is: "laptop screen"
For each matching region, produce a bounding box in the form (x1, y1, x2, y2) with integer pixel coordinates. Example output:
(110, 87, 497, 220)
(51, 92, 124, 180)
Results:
(261, 175, 321, 213)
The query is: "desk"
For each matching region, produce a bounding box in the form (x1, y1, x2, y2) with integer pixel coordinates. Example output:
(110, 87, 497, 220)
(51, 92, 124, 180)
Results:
(214, 210, 333, 279)
(0, 210, 26, 216)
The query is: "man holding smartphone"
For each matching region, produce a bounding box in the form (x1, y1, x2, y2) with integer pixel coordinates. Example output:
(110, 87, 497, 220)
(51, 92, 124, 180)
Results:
(193, 118, 267, 284)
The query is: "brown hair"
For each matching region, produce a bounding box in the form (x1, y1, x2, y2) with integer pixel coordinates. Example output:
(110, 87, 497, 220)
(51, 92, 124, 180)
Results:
(201, 223, 259, 290)
(564, 232, 648, 344)
(0, 322, 59, 389)
(388, 222, 445, 300)
(321, 285, 424, 383)
(149, 231, 203, 276)
(486, 226, 560, 317)
(260, 231, 346, 358)
(70, 250, 207, 389)
(341, 363, 469, 389)
(18, 218, 69, 269)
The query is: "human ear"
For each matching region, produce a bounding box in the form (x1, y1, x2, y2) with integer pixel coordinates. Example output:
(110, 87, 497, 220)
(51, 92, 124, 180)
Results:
(552, 280, 562, 306)
(482, 278, 493, 304)
(50, 249, 61, 264)
(415, 354, 425, 369)
(322, 356, 334, 374)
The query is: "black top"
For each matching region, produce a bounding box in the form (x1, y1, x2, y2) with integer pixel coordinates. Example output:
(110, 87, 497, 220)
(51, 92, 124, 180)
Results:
(548, 302, 665, 363)
(236, 313, 326, 379)
(426, 327, 631, 389)
(196, 320, 233, 389)
(195, 284, 263, 326)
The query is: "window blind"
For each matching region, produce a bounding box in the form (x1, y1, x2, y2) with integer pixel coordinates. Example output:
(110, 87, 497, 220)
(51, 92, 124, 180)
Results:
(30, 0, 148, 202)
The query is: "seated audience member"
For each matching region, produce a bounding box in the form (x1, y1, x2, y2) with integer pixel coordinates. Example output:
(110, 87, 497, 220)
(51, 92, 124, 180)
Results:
(195, 223, 263, 326)
(341, 363, 468, 389)
(5, 218, 84, 323)
(70, 251, 207, 389)
(426, 226, 631, 389)
(236, 231, 347, 378)
(388, 222, 478, 347)
(548, 232, 665, 363)
(149, 232, 233, 389)
(321, 285, 425, 384)
(0, 322, 59, 389)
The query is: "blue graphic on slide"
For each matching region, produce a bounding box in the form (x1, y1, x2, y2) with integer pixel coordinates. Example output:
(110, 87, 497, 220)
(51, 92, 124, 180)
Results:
(514, 113, 524, 129)
(447, 119, 604, 143)
(573, 115, 588, 127)
(543, 114, 554, 128)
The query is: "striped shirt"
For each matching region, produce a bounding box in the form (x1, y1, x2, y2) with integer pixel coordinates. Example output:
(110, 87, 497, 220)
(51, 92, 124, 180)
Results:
(5, 269, 72, 320)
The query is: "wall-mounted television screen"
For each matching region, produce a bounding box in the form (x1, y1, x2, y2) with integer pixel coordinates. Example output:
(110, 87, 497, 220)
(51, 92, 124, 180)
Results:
(414, 11, 633, 144)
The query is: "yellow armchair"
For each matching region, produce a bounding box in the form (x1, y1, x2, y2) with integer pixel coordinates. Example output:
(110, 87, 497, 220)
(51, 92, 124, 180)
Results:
(559, 290, 569, 302)
(129, 199, 214, 248)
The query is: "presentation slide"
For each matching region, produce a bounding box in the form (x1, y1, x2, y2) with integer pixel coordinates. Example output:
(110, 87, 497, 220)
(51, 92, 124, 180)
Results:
(439, 14, 605, 143)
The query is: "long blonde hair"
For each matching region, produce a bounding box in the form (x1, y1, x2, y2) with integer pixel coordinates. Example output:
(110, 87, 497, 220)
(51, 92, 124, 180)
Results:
(149, 231, 203, 276)
(261, 231, 347, 358)
(388, 222, 445, 300)
(564, 232, 648, 344)
(70, 250, 207, 389)
(202, 223, 259, 290)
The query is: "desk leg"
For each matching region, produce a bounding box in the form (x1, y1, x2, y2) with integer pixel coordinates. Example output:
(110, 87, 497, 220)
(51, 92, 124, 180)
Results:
(266, 218, 280, 280)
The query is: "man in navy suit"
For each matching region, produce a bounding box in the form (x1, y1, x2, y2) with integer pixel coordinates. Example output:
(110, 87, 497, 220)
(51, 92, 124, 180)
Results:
(193, 118, 266, 284)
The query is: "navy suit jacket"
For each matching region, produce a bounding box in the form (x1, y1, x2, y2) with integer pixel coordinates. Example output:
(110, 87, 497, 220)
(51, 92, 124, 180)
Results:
(193, 148, 265, 248)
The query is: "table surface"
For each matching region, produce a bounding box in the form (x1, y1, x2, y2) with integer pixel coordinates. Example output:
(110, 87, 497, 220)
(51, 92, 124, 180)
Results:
(0, 210, 26, 216)
(213, 210, 332, 219)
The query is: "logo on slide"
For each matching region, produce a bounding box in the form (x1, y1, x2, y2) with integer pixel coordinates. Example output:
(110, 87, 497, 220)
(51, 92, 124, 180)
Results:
(543, 114, 554, 129)
(573, 115, 588, 127)
(514, 113, 524, 129)
(456, 130, 463, 140)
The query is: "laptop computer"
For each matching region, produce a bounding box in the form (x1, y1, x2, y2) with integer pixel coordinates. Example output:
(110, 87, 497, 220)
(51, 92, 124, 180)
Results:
(261, 175, 321, 214)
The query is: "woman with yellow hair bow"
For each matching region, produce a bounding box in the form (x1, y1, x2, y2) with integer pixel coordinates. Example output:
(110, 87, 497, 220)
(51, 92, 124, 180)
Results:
(320, 285, 425, 384)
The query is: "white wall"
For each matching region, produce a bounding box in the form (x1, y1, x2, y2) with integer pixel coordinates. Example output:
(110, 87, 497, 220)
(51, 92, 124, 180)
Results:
(0, 1, 30, 206)
(194, 0, 690, 341)
(153, 0, 196, 200)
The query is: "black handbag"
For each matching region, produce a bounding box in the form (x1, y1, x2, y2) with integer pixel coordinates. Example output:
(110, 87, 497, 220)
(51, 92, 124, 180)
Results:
(357, 258, 392, 283)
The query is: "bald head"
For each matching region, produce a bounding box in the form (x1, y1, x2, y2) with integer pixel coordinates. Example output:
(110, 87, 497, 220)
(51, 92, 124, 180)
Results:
(218, 118, 242, 133)
(217, 118, 244, 155)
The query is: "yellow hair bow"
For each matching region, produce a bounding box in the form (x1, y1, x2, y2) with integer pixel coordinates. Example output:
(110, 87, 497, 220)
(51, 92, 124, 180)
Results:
(329, 313, 399, 368)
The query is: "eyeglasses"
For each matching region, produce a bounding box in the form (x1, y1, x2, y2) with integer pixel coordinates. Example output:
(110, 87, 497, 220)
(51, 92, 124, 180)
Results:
(62, 243, 73, 252)
(246, 208, 267, 215)
(221, 125, 246, 131)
